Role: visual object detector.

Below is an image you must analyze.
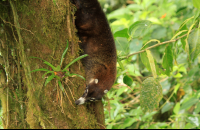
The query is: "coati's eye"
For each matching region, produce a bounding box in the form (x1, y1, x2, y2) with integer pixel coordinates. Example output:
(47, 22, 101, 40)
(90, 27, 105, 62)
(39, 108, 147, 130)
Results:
(104, 89, 108, 94)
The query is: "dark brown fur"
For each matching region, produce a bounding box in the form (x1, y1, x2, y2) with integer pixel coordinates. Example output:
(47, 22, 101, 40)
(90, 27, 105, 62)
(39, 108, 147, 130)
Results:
(73, 0, 117, 105)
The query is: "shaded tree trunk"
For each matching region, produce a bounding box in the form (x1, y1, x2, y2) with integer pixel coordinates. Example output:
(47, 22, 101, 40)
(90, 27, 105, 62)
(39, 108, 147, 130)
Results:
(0, 0, 105, 129)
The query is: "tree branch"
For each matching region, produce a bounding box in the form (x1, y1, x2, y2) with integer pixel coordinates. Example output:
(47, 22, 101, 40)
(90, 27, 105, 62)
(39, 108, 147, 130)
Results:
(120, 33, 188, 60)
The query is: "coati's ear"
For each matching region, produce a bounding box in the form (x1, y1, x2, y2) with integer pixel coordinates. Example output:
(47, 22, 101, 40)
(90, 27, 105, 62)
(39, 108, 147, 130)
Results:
(89, 78, 98, 84)
(104, 89, 108, 94)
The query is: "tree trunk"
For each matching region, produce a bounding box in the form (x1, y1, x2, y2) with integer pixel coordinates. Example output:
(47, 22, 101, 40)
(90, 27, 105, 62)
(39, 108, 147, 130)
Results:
(0, 0, 105, 129)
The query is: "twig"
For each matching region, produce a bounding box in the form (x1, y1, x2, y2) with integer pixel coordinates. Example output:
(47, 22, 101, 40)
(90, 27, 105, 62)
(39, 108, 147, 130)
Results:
(120, 33, 189, 60)
(0, 16, 35, 36)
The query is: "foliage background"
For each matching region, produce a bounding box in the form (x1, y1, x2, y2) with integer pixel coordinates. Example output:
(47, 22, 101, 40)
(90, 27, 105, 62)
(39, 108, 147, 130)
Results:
(99, 0, 200, 129)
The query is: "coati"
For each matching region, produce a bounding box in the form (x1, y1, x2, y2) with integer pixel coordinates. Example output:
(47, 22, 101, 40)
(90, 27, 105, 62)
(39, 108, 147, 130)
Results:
(73, 0, 117, 105)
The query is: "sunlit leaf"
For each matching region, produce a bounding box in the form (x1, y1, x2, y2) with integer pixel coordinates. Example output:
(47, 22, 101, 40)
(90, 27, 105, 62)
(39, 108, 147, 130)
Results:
(173, 102, 180, 114)
(186, 116, 199, 127)
(140, 77, 163, 113)
(193, 0, 200, 9)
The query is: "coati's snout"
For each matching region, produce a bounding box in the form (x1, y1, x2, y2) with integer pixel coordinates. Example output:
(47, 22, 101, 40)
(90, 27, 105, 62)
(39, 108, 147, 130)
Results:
(75, 79, 109, 105)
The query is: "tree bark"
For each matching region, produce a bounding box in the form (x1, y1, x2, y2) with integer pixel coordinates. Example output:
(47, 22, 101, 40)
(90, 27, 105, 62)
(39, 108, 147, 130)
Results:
(0, 0, 105, 129)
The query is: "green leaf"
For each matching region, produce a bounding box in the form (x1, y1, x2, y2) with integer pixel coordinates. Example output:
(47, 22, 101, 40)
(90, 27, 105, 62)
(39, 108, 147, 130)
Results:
(129, 39, 143, 54)
(42, 71, 54, 78)
(121, 117, 137, 128)
(44, 74, 55, 86)
(140, 52, 151, 71)
(173, 102, 180, 114)
(63, 54, 88, 71)
(193, 0, 200, 9)
(174, 84, 180, 94)
(43, 61, 56, 71)
(60, 40, 69, 66)
(55, 65, 61, 71)
(180, 97, 199, 110)
(116, 87, 127, 96)
(128, 20, 152, 38)
(58, 81, 64, 91)
(151, 26, 167, 39)
(194, 102, 200, 113)
(114, 28, 129, 38)
(31, 68, 50, 73)
(162, 45, 173, 76)
(146, 50, 157, 78)
(140, 77, 163, 113)
(188, 29, 200, 61)
(68, 73, 85, 80)
(184, 123, 196, 129)
(161, 102, 174, 114)
(186, 116, 199, 127)
(123, 75, 133, 86)
(115, 37, 129, 55)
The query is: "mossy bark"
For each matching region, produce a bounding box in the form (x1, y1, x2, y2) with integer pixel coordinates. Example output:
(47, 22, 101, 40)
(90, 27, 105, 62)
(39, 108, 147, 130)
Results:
(0, 0, 105, 129)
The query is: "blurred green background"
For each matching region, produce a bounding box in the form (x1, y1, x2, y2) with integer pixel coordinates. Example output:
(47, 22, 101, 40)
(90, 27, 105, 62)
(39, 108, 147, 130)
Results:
(98, 0, 200, 129)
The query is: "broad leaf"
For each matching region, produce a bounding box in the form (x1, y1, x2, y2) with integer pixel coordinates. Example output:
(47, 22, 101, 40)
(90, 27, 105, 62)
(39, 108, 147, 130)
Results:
(162, 45, 173, 76)
(146, 50, 157, 78)
(173, 102, 180, 114)
(140, 52, 151, 71)
(180, 97, 199, 110)
(193, 0, 200, 9)
(114, 28, 129, 39)
(161, 102, 174, 114)
(140, 77, 163, 113)
(128, 20, 152, 38)
(123, 75, 133, 86)
(188, 29, 200, 61)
